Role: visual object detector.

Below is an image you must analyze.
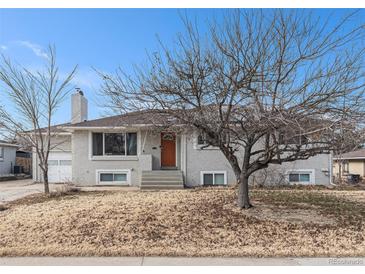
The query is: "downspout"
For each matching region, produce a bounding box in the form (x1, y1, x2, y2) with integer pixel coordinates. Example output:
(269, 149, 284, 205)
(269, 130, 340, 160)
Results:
(34, 148, 38, 182)
(182, 134, 187, 186)
(329, 151, 337, 186)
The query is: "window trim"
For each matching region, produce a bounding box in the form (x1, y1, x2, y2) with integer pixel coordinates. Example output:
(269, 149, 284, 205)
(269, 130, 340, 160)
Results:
(200, 170, 227, 186)
(197, 132, 208, 146)
(286, 169, 315, 184)
(194, 132, 219, 150)
(89, 131, 139, 161)
(96, 169, 131, 185)
(194, 131, 230, 150)
(278, 130, 309, 146)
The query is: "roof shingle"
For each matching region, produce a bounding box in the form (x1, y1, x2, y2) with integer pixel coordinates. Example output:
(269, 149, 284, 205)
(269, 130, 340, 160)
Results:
(335, 149, 365, 159)
(66, 110, 178, 128)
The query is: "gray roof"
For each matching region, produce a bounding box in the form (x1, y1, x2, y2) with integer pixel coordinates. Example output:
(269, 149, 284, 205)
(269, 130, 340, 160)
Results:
(25, 122, 71, 134)
(335, 149, 365, 159)
(27, 110, 178, 133)
(47, 108, 328, 132)
(65, 110, 179, 128)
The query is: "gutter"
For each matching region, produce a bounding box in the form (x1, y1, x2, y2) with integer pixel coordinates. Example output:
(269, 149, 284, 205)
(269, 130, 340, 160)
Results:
(333, 157, 365, 160)
(20, 131, 71, 136)
(0, 142, 19, 148)
(61, 124, 186, 132)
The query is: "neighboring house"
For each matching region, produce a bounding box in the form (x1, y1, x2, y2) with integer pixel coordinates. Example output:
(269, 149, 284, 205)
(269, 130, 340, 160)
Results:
(32, 90, 333, 188)
(0, 141, 18, 176)
(333, 149, 365, 179)
(16, 150, 32, 175)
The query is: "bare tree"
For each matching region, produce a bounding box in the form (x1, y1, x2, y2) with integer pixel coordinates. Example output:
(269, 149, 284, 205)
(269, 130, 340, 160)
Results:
(99, 10, 365, 208)
(0, 46, 77, 193)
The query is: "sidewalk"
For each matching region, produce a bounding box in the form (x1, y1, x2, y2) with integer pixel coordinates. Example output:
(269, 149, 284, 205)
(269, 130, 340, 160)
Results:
(0, 257, 364, 266)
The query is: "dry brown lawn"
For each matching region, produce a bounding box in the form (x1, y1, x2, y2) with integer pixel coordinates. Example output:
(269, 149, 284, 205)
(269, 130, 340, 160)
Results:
(0, 187, 364, 257)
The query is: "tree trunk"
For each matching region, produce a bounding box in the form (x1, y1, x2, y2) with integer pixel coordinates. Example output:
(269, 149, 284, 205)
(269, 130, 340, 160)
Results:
(43, 171, 50, 194)
(237, 174, 252, 209)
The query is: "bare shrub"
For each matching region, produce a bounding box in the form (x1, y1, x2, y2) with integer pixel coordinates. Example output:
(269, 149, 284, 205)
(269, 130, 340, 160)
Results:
(251, 167, 288, 187)
(50, 182, 80, 197)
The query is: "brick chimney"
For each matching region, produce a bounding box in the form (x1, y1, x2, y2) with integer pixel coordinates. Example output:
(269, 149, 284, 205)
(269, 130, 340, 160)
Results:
(71, 88, 88, 124)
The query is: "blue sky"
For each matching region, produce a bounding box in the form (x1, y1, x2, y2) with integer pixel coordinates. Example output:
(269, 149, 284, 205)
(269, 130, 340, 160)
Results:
(0, 9, 362, 125)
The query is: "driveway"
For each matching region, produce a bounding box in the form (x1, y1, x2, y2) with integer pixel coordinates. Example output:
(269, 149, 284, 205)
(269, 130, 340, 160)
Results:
(0, 179, 49, 204)
(0, 180, 139, 204)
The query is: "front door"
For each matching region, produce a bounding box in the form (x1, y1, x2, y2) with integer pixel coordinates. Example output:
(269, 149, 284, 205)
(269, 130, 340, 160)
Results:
(161, 132, 176, 167)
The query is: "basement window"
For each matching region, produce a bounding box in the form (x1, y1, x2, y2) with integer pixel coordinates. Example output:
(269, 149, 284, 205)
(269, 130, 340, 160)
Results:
(288, 170, 314, 184)
(97, 170, 130, 185)
(201, 171, 227, 186)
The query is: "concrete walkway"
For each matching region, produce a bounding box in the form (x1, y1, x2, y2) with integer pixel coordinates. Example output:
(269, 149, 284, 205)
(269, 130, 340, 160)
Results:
(0, 257, 364, 266)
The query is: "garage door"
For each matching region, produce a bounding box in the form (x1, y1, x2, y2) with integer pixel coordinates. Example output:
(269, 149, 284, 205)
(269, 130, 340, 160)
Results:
(47, 152, 72, 183)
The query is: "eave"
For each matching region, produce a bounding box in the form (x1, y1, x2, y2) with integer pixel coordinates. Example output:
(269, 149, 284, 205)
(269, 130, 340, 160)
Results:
(0, 142, 19, 148)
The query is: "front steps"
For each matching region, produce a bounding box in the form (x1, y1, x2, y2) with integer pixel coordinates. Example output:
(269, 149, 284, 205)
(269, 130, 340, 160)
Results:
(140, 170, 184, 190)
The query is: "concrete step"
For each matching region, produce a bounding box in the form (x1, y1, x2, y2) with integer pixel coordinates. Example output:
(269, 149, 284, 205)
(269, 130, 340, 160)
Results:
(142, 175, 182, 181)
(140, 170, 184, 190)
(140, 184, 184, 190)
(142, 171, 182, 176)
(141, 180, 183, 185)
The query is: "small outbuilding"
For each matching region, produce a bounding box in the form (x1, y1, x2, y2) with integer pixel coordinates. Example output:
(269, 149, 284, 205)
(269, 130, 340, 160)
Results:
(0, 141, 18, 177)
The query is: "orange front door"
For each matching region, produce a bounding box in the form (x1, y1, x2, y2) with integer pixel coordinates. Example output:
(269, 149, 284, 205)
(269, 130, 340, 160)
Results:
(161, 132, 176, 167)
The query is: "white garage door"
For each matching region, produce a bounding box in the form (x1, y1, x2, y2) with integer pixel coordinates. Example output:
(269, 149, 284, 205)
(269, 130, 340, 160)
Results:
(48, 152, 72, 183)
